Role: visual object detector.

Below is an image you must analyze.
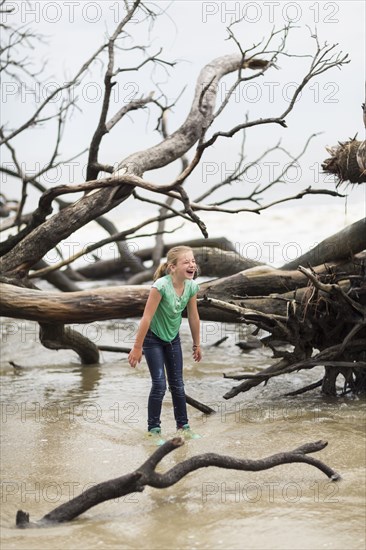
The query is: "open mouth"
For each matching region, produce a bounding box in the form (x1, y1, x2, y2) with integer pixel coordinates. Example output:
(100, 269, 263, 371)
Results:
(186, 269, 195, 277)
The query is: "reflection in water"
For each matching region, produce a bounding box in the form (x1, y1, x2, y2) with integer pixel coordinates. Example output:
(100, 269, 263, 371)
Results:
(1, 320, 365, 550)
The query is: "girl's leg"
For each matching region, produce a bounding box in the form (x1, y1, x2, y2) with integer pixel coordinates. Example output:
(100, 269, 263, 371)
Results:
(164, 334, 189, 429)
(143, 331, 167, 431)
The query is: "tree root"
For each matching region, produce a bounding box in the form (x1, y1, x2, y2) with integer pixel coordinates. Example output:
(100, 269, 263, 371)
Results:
(39, 323, 99, 365)
(15, 438, 340, 528)
(221, 260, 366, 398)
(321, 138, 366, 185)
(223, 346, 366, 399)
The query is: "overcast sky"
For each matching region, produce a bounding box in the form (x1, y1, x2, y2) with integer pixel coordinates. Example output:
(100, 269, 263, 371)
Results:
(1, 0, 365, 222)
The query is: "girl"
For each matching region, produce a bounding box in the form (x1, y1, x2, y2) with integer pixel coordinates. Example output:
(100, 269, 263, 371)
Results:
(128, 246, 202, 444)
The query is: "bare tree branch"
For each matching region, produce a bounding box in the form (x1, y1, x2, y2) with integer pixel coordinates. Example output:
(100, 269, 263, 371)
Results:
(15, 438, 340, 527)
(0, 1, 142, 147)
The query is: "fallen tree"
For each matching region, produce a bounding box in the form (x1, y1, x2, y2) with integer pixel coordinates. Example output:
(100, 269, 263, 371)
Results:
(0, 3, 363, 400)
(75, 237, 253, 281)
(1, 223, 364, 323)
(15, 437, 340, 528)
(1, 220, 365, 395)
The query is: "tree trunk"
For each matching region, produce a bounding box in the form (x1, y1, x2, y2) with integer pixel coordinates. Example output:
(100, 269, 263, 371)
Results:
(0, 254, 363, 324)
(33, 260, 81, 292)
(135, 237, 239, 261)
(281, 217, 365, 270)
(0, 55, 269, 277)
(77, 245, 262, 281)
(0, 283, 150, 323)
(200, 254, 364, 301)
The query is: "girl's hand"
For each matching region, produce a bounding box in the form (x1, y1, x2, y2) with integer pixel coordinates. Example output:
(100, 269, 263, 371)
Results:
(192, 346, 202, 362)
(128, 346, 142, 368)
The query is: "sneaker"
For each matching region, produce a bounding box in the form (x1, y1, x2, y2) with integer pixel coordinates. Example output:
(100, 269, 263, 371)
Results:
(147, 427, 166, 446)
(177, 423, 201, 440)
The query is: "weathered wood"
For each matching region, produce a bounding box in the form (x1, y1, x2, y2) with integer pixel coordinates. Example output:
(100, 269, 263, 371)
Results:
(1, 255, 363, 324)
(15, 438, 339, 527)
(0, 283, 150, 323)
(76, 244, 262, 281)
(33, 260, 81, 292)
(322, 139, 366, 185)
(135, 237, 238, 261)
(185, 394, 216, 415)
(200, 259, 357, 301)
(98, 344, 131, 353)
(0, 55, 271, 276)
(0, 281, 335, 324)
(194, 247, 262, 278)
(39, 323, 100, 364)
(221, 266, 366, 399)
(281, 217, 365, 270)
(77, 258, 129, 280)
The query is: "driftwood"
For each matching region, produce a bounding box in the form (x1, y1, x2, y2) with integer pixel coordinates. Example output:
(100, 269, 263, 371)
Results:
(322, 138, 366, 185)
(0, 54, 276, 278)
(0, 276, 301, 324)
(15, 437, 340, 528)
(1, 223, 364, 395)
(77, 238, 243, 280)
(0, 283, 150, 323)
(77, 221, 364, 283)
(33, 260, 81, 292)
(185, 394, 216, 415)
(220, 265, 366, 399)
(281, 217, 365, 270)
(203, 264, 330, 300)
(77, 246, 262, 281)
(136, 238, 237, 261)
(321, 104, 366, 185)
(1, 9, 360, 404)
(223, 343, 366, 399)
(1, 252, 364, 324)
(39, 323, 100, 365)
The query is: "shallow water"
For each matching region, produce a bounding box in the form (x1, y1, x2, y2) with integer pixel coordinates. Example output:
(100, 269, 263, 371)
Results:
(1, 201, 365, 549)
(1, 318, 365, 550)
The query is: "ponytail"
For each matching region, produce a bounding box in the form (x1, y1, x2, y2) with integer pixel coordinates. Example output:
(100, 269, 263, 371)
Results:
(153, 261, 169, 281)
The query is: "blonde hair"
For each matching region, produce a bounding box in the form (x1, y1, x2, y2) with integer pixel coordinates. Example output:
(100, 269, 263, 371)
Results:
(153, 246, 198, 281)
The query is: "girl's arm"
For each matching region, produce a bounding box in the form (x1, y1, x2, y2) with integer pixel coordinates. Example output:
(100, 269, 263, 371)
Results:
(128, 288, 162, 368)
(187, 294, 202, 363)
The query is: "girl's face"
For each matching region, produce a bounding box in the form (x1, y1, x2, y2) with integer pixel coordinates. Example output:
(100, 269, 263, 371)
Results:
(169, 251, 197, 280)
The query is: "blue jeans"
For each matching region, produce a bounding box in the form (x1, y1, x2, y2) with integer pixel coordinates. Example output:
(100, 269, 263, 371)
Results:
(143, 329, 188, 431)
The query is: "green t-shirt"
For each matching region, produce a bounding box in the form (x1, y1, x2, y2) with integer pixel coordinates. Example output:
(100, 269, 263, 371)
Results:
(149, 275, 199, 342)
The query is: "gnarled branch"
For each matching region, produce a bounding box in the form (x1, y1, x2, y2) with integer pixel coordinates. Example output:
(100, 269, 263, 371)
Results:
(15, 438, 340, 527)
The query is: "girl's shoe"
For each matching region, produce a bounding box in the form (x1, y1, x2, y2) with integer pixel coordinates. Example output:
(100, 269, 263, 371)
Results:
(147, 427, 166, 446)
(177, 424, 201, 440)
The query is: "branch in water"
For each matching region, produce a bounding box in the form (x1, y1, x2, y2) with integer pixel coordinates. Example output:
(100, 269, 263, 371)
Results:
(16, 438, 340, 528)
